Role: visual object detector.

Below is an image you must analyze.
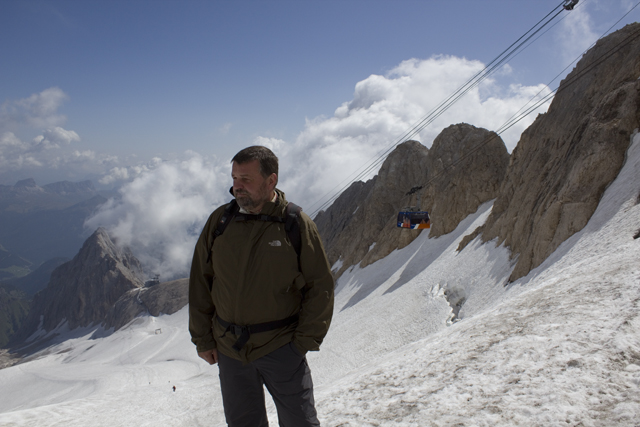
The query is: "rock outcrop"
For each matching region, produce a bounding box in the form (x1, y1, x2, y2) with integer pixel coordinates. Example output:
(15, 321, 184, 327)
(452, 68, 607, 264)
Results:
(12, 228, 143, 343)
(102, 278, 188, 331)
(480, 23, 640, 282)
(316, 124, 509, 277)
(422, 123, 509, 238)
(0, 285, 29, 347)
(315, 141, 429, 277)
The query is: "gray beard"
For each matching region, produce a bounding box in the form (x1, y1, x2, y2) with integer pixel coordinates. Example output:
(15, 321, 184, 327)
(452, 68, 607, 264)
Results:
(236, 194, 259, 211)
(235, 190, 271, 213)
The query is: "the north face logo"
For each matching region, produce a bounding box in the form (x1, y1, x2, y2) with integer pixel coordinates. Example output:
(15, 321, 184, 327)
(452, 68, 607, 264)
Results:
(269, 240, 282, 247)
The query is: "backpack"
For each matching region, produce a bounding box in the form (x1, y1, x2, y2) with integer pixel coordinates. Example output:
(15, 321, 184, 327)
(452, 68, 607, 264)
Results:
(206, 199, 303, 269)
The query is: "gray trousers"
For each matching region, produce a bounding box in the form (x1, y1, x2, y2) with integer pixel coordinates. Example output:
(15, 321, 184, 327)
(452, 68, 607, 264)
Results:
(218, 342, 320, 427)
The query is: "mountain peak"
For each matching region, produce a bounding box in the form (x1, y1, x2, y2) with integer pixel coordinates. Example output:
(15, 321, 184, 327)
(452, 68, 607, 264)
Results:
(11, 227, 144, 347)
(14, 178, 37, 188)
(317, 124, 509, 278)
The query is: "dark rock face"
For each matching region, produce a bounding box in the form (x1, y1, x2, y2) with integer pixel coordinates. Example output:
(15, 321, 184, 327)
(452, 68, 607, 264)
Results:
(422, 123, 509, 238)
(3, 257, 70, 297)
(102, 278, 188, 331)
(13, 228, 143, 343)
(316, 125, 509, 277)
(0, 285, 29, 348)
(42, 180, 95, 195)
(315, 140, 429, 277)
(481, 23, 640, 282)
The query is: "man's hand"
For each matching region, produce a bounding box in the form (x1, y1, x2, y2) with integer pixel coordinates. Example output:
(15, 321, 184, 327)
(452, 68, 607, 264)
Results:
(198, 348, 218, 365)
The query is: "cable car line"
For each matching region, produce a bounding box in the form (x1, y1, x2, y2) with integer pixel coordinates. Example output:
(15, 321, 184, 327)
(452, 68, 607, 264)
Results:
(398, 22, 640, 213)
(308, 1, 574, 218)
(309, 1, 570, 217)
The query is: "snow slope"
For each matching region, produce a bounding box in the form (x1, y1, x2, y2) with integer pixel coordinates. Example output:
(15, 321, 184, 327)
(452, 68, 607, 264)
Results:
(0, 133, 638, 426)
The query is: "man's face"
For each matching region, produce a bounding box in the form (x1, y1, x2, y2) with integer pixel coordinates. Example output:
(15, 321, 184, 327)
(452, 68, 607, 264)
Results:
(231, 160, 276, 213)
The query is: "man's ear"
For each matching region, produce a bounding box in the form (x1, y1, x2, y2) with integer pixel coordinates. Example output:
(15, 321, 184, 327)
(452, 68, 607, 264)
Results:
(269, 173, 278, 189)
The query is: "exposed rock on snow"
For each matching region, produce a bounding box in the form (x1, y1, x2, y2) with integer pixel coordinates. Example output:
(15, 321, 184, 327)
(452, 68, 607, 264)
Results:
(422, 123, 509, 238)
(481, 22, 640, 282)
(12, 228, 143, 345)
(316, 124, 508, 278)
(315, 140, 430, 277)
(102, 278, 188, 331)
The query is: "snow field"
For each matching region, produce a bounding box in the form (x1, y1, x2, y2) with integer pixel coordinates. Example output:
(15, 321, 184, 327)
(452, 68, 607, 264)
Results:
(0, 133, 638, 426)
(313, 132, 640, 426)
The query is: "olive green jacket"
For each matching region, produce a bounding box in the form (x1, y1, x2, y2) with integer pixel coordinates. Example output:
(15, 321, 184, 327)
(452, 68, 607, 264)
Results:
(189, 189, 334, 363)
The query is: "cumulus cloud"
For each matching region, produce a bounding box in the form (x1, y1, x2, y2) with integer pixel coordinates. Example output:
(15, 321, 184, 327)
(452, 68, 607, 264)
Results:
(0, 127, 85, 172)
(0, 89, 124, 184)
(219, 122, 233, 135)
(274, 55, 551, 212)
(557, 2, 599, 65)
(253, 136, 286, 152)
(0, 88, 84, 176)
(0, 87, 68, 131)
(98, 157, 163, 185)
(33, 127, 81, 150)
(89, 55, 553, 279)
(0, 132, 43, 168)
(85, 152, 230, 280)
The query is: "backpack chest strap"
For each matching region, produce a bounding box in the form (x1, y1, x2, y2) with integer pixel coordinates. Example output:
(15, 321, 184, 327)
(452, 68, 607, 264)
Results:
(233, 213, 287, 224)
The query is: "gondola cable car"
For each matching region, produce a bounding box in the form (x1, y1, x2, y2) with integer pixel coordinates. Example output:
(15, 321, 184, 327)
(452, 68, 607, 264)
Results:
(397, 186, 430, 230)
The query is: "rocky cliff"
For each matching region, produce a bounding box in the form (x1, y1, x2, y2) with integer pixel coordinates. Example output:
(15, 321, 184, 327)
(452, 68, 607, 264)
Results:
(0, 284, 29, 348)
(315, 141, 429, 277)
(12, 227, 144, 344)
(316, 124, 509, 277)
(421, 123, 510, 238)
(480, 22, 640, 281)
(102, 278, 188, 332)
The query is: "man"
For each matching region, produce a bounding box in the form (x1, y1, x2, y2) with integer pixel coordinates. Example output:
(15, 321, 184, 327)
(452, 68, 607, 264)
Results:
(189, 146, 334, 427)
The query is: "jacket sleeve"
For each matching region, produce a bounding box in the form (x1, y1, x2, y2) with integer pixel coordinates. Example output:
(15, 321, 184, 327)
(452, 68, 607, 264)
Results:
(293, 212, 335, 354)
(188, 211, 219, 353)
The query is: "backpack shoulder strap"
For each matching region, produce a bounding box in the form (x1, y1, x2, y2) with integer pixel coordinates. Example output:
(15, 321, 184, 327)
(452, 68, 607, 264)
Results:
(206, 199, 303, 267)
(206, 199, 239, 263)
(285, 202, 303, 266)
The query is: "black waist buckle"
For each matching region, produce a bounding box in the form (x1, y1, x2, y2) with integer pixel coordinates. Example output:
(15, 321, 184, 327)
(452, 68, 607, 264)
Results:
(217, 314, 299, 352)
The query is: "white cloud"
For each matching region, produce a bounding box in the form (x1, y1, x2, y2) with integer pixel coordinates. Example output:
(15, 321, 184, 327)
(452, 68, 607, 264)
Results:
(0, 87, 68, 131)
(557, 3, 600, 65)
(253, 136, 286, 152)
(0, 89, 123, 184)
(87, 55, 552, 279)
(98, 157, 163, 185)
(0, 89, 97, 180)
(0, 126, 83, 171)
(0, 132, 28, 150)
(71, 150, 96, 161)
(0, 133, 43, 169)
(85, 152, 230, 280)
(275, 55, 551, 212)
(219, 122, 233, 135)
(33, 127, 81, 150)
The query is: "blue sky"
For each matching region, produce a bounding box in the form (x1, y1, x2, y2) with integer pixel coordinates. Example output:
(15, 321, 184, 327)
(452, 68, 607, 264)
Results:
(1, 0, 638, 277)
(1, 0, 638, 191)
